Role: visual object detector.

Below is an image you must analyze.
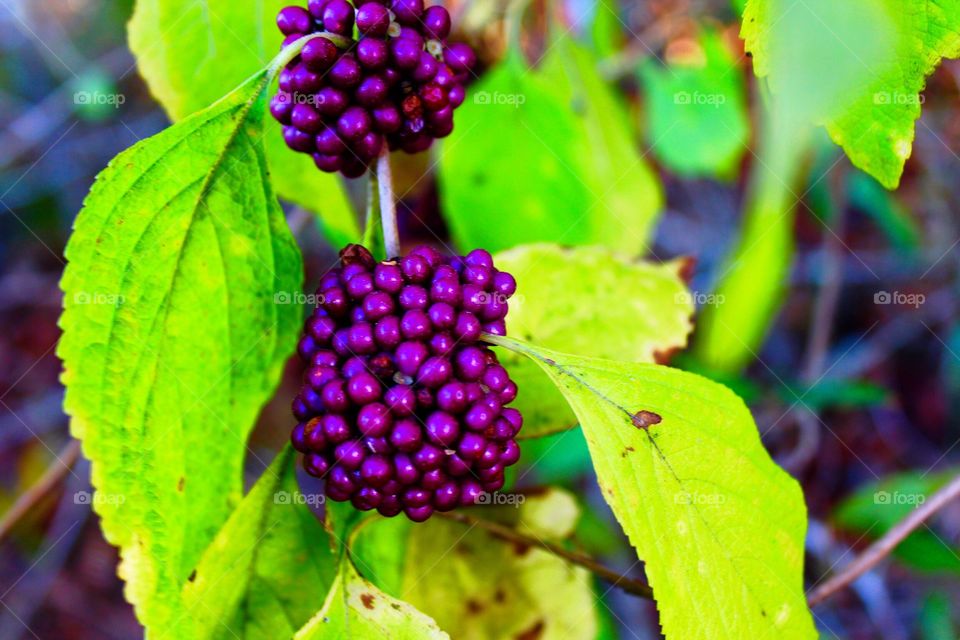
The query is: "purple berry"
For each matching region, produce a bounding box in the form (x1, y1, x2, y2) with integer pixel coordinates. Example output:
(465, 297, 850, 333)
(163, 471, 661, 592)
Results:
(354, 131, 384, 161)
(283, 126, 315, 152)
(401, 309, 432, 340)
(423, 5, 451, 38)
(315, 127, 346, 155)
(389, 418, 422, 451)
(347, 371, 381, 404)
(356, 2, 390, 36)
(329, 54, 362, 88)
(391, 37, 422, 70)
(385, 385, 417, 416)
(337, 106, 372, 140)
(270, 93, 294, 123)
(360, 455, 393, 487)
(357, 37, 389, 69)
(334, 440, 366, 469)
(358, 402, 393, 437)
(302, 37, 339, 71)
(391, 0, 424, 24)
(355, 75, 388, 107)
(372, 104, 403, 133)
(444, 43, 476, 73)
(314, 87, 349, 117)
(291, 103, 323, 133)
(322, 0, 355, 34)
(292, 244, 523, 521)
(277, 6, 312, 34)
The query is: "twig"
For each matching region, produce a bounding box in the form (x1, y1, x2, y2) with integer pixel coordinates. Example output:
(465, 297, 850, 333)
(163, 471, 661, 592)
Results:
(808, 472, 960, 607)
(376, 151, 400, 258)
(0, 439, 81, 542)
(437, 510, 654, 600)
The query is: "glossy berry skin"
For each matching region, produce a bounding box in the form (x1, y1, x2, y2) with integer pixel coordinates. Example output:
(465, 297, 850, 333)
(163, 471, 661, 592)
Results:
(272, 1, 476, 177)
(292, 245, 522, 522)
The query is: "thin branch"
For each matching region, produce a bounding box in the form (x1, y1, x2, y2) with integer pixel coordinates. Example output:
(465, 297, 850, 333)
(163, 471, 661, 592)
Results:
(808, 472, 960, 607)
(376, 151, 400, 258)
(437, 510, 654, 600)
(0, 439, 82, 542)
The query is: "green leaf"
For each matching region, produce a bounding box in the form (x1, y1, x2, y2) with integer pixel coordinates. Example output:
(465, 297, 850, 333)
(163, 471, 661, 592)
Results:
(591, 1, 624, 60)
(495, 244, 693, 437)
(490, 336, 817, 639)
(182, 446, 337, 639)
(354, 490, 599, 640)
(742, 0, 960, 188)
(541, 40, 663, 251)
(640, 29, 750, 179)
(128, 0, 359, 242)
(294, 560, 448, 639)
(439, 46, 661, 255)
(58, 71, 303, 631)
(833, 469, 960, 573)
(438, 55, 590, 253)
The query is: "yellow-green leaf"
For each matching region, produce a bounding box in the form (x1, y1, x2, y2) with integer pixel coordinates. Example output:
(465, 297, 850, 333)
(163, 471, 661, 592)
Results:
(128, 0, 358, 241)
(490, 336, 817, 639)
(182, 447, 337, 639)
(354, 489, 598, 640)
(495, 244, 693, 438)
(58, 71, 302, 632)
(294, 560, 448, 639)
(742, 0, 960, 188)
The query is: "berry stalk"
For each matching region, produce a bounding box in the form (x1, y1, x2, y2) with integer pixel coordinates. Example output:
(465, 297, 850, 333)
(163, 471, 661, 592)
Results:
(376, 150, 400, 258)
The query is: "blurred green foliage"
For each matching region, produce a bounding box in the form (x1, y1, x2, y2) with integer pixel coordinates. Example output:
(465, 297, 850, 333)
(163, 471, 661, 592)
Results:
(640, 29, 749, 179)
(834, 469, 960, 574)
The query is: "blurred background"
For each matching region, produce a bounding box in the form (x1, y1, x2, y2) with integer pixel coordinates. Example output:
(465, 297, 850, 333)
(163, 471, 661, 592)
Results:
(2, 0, 960, 638)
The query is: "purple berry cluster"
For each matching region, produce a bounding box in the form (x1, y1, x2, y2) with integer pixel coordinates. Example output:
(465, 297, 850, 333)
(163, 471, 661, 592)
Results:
(291, 244, 523, 522)
(272, 0, 476, 178)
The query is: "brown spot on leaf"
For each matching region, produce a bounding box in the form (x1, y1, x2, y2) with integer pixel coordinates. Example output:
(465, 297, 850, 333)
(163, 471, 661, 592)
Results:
(621, 446, 636, 458)
(512, 541, 531, 556)
(188, 569, 197, 583)
(177, 477, 185, 492)
(515, 620, 545, 640)
(675, 256, 697, 284)
(494, 588, 506, 603)
(466, 598, 484, 615)
(360, 593, 375, 610)
(631, 410, 662, 430)
(653, 346, 681, 365)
